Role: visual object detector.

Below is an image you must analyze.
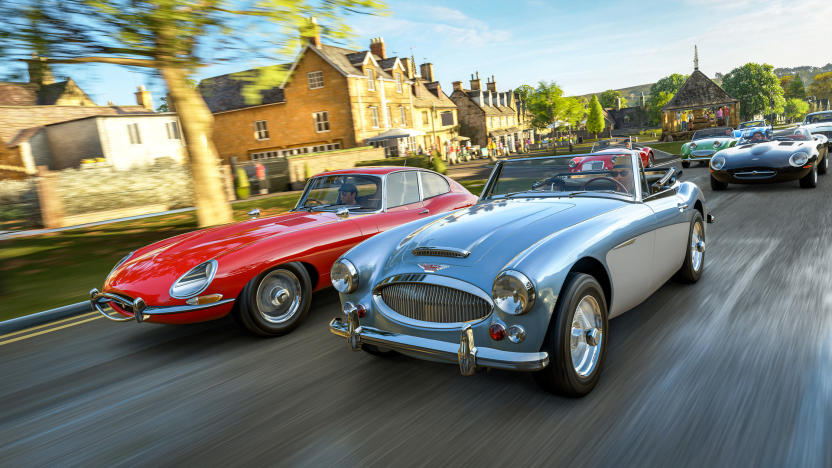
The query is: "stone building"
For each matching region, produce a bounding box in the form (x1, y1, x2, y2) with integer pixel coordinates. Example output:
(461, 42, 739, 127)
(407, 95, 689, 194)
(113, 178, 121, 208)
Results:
(411, 62, 459, 154)
(450, 73, 524, 150)
(200, 27, 424, 163)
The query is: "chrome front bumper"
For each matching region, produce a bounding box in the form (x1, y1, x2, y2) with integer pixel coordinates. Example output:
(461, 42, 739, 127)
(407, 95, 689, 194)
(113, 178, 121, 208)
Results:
(89, 288, 235, 323)
(329, 312, 549, 375)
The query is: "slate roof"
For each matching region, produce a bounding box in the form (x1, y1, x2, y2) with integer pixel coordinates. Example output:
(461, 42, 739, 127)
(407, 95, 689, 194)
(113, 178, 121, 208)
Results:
(0, 83, 39, 105)
(413, 79, 455, 109)
(198, 65, 288, 113)
(663, 70, 738, 111)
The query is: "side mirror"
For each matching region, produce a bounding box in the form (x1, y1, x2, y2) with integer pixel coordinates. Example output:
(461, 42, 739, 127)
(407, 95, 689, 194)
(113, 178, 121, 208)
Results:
(248, 208, 261, 219)
(335, 208, 350, 219)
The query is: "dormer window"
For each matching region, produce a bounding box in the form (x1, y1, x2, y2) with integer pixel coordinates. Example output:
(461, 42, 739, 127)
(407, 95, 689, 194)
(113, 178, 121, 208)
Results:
(366, 69, 375, 91)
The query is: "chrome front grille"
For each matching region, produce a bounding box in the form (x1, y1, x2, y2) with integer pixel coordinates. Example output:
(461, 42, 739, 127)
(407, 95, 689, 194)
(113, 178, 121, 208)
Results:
(411, 247, 470, 258)
(734, 170, 776, 179)
(378, 282, 491, 323)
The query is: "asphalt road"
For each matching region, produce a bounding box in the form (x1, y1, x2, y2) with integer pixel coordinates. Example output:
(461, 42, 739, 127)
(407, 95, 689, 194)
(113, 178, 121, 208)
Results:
(2, 160, 830, 467)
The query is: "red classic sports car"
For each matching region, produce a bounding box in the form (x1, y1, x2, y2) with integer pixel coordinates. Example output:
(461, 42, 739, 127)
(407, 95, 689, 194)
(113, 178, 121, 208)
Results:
(590, 137, 655, 168)
(90, 167, 477, 336)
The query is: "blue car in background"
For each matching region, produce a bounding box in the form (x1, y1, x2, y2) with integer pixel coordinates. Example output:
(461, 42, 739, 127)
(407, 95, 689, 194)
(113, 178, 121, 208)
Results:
(732, 120, 771, 138)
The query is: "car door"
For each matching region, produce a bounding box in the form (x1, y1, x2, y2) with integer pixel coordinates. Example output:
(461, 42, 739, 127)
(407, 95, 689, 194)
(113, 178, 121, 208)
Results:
(376, 170, 427, 232)
(605, 203, 656, 318)
(641, 170, 690, 290)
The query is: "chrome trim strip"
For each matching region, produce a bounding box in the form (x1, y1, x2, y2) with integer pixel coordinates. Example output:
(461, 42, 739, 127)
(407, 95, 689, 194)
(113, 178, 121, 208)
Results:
(330, 318, 549, 372)
(169, 259, 218, 299)
(90, 288, 235, 322)
(612, 237, 636, 250)
(411, 246, 471, 258)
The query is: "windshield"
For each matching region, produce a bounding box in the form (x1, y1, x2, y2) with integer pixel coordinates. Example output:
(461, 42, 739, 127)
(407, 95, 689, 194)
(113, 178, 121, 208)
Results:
(738, 128, 773, 144)
(738, 121, 765, 129)
(773, 127, 812, 141)
(591, 137, 632, 152)
(296, 174, 382, 211)
(692, 127, 733, 140)
(805, 112, 832, 124)
(486, 154, 636, 200)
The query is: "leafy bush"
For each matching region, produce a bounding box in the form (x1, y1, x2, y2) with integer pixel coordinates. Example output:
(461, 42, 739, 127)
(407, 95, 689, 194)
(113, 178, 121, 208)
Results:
(355, 155, 431, 169)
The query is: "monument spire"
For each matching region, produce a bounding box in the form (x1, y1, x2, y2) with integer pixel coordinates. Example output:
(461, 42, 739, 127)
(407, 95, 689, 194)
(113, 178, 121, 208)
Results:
(694, 45, 699, 71)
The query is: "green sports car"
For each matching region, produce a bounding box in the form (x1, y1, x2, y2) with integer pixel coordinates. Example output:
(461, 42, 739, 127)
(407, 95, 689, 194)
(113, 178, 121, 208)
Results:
(681, 127, 738, 168)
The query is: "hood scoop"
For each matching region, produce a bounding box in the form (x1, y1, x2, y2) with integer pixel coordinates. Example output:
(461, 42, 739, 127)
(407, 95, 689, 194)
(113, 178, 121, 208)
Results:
(778, 141, 794, 146)
(412, 246, 471, 258)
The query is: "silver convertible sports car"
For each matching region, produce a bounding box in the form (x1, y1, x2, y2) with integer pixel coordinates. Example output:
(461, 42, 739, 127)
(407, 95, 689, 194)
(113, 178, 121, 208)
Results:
(329, 152, 713, 396)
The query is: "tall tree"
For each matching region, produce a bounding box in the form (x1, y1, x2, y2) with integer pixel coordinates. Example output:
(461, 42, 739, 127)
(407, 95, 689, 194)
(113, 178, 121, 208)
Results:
(783, 98, 809, 122)
(646, 73, 687, 125)
(586, 95, 605, 138)
(598, 89, 627, 109)
(523, 81, 584, 132)
(0, 0, 384, 227)
(721, 63, 785, 121)
(788, 75, 806, 99)
(808, 72, 832, 100)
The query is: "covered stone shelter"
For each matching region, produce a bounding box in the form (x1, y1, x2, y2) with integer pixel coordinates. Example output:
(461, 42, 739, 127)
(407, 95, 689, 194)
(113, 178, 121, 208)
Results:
(661, 69, 739, 141)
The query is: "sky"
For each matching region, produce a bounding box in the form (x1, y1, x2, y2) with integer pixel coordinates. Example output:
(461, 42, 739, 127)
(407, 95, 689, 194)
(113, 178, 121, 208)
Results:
(18, 0, 832, 108)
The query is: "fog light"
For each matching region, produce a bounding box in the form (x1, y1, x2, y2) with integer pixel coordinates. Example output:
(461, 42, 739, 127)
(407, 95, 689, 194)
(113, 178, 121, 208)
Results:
(186, 293, 223, 306)
(489, 323, 506, 341)
(508, 325, 526, 343)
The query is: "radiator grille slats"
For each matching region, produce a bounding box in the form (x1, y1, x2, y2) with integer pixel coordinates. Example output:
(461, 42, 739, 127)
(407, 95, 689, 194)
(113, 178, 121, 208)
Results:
(379, 282, 490, 323)
(411, 247, 470, 258)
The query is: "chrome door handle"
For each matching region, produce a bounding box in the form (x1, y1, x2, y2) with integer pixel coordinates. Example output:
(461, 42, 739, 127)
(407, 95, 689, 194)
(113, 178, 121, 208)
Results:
(677, 203, 688, 211)
(419, 209, 430, 215)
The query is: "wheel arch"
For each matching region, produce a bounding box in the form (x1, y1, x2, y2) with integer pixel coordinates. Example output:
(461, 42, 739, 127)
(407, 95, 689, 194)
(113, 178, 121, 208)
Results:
(564, 256, 612, 311)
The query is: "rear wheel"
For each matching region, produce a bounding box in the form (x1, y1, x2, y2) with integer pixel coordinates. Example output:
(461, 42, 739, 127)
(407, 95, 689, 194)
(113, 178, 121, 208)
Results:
(799, 164, 818, 188)
(235, 263, 312, 336)
(681, 160, 690, 168)
(648, 152, 655, 167)
(710, 175, 727, 190)
(534, 273, 608, 397)
(674, 211, 705, 283)
(818, 154, 828, 175)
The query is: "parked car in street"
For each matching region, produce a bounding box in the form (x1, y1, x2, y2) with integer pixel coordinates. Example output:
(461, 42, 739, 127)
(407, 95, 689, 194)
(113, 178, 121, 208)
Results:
(680, 127, 737, 167)
(591, 137, 656, 167)
(330, 152, 712, 396)
(732, 120, 771, 139)
(91, 167, 477, 336)
(710, 127, 828, 190)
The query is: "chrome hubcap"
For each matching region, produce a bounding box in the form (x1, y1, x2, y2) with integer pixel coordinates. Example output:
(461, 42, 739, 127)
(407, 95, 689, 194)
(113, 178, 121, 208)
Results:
(570, 295, 603, 378)
(256, 270, 302, 324)
(691, 222, 704, 272)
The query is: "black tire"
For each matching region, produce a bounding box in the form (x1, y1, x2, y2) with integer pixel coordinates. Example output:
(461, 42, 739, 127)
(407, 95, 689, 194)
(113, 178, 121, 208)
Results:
(533, 273, 608, 397)
(799, 164, 818, 188)
(681, 160, 690, 168)
(648, 152, 655, 167)
(818, 154, 828, 175)
(674, 211, 705, 283)
(710, 175, 727, 191)
(234, 262, 312, 336)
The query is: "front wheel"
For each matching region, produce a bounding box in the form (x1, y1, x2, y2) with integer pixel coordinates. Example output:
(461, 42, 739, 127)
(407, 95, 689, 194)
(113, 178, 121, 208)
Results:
(681, 160, 690, 168)
(799, 164, 818, 188)
(648, 152, 655, 167)
(674, 211, 705, 283)
(235, 263, 312, 336)
(534, 273, 608, 397)
(710, 175, 727, 191)
(817, 155, 828, 175)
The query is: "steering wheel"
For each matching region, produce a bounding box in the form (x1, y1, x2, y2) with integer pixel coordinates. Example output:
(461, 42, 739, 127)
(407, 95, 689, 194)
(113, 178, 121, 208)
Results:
(581, 177, 628, 192)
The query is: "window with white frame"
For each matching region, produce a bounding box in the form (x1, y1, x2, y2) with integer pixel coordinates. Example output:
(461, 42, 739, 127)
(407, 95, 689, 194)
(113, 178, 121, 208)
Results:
(396, 73, 402, 93)
(307, 71, 324, 89)
(254, 120, 269, 140)
(422, 111, 429, 126)
(314, 111, 330, 132)
(370, 106, 380, 128)
(366, 69, 375, 91)
(127, 123, 142, 144)
(399, 106, 407, 126)
(165, 121, 180, 140)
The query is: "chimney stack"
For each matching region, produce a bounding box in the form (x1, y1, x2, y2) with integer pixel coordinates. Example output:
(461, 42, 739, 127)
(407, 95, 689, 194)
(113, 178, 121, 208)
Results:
(403, 57, 415, 79)
(452, 81, 463, 91)
(27, 55, 55, 87)
(135, 85, 153, 111)
(486, 75, 497, 92)
(470, 71, 481, 91)
(370, 37, 386, 59)
(301, 17, 321, 49)
(420, 63, 435, 82)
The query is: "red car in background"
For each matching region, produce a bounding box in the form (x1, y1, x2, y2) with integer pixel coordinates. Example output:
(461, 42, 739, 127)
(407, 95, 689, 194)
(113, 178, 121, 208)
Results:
(586, 137, 655, 168)
(91, 167, 477, 336)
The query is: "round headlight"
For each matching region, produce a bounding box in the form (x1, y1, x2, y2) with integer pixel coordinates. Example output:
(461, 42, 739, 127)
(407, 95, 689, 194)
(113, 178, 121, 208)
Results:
(690, 142, 697, 150)
(331, 259, 359, 293)
(711, 155, 726, 171)
(789, 152, 809, 167)
(170, 260, 217, 299)
(713, 141, 721, 149)
(492, 270, 535, 315)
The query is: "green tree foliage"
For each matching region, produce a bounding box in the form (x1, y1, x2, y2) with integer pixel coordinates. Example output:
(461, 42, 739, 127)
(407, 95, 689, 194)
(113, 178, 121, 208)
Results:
(808, 72, 832, 100)
(513, 84, 535, 102)
(521, 81, 585, 131)
(0, 0, 386, 227)
(780, 75, 807, 99)
(646, 73, 688, 124)
(586, 95, 605, 137)
(721, 63, 786, 120)
(783, 98, 809, 122)
(599, 89, 627, 109)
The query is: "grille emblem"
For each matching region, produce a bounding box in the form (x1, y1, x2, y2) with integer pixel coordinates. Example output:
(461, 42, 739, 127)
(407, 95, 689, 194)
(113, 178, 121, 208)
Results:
(418, 263, 448, 273)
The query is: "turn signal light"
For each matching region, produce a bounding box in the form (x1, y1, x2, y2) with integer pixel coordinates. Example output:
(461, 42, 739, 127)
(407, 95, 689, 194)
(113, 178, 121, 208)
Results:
(186, 294, 223, 305)
(355, 304, 367, 318)
(489, 323, 506, 341)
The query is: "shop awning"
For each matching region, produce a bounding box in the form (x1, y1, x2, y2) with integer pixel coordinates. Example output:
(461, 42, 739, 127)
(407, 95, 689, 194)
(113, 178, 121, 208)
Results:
(365, 128, 426, 142)
(451, 136, 470, 141)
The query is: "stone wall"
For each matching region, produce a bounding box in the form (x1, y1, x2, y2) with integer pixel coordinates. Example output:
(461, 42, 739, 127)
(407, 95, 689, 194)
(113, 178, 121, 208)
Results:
(0, 178, 39, 225)
(286, 146, 384, 187)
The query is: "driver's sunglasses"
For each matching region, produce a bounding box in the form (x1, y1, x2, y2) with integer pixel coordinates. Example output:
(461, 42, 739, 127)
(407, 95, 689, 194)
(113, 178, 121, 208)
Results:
(610, 170, 628, 177)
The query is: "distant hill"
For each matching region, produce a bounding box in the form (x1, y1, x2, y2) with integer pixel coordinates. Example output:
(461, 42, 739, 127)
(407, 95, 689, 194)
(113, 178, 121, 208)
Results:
(577, 63, 832, 105)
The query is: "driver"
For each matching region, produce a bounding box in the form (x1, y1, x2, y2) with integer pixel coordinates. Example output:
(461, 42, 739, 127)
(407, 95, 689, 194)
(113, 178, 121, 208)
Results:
(610, 158, 634, 194)
(337, 182, 357, 205)
(749, 131, 764, 143)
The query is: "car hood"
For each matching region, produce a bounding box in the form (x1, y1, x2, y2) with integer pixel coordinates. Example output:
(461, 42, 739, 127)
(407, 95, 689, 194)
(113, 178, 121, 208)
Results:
(718, 141, 808, 164)
(689, 137, 733, 146)
(104, 210, 344, 296)
(384, 197, 623, 274)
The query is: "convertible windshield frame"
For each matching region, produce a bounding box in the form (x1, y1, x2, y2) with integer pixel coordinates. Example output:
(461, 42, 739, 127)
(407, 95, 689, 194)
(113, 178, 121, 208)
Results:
(294, 173, 384, 213)
(481, 153, 641, 202)
(805, 112, 832, 124)
(692, 127, 734, 140)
